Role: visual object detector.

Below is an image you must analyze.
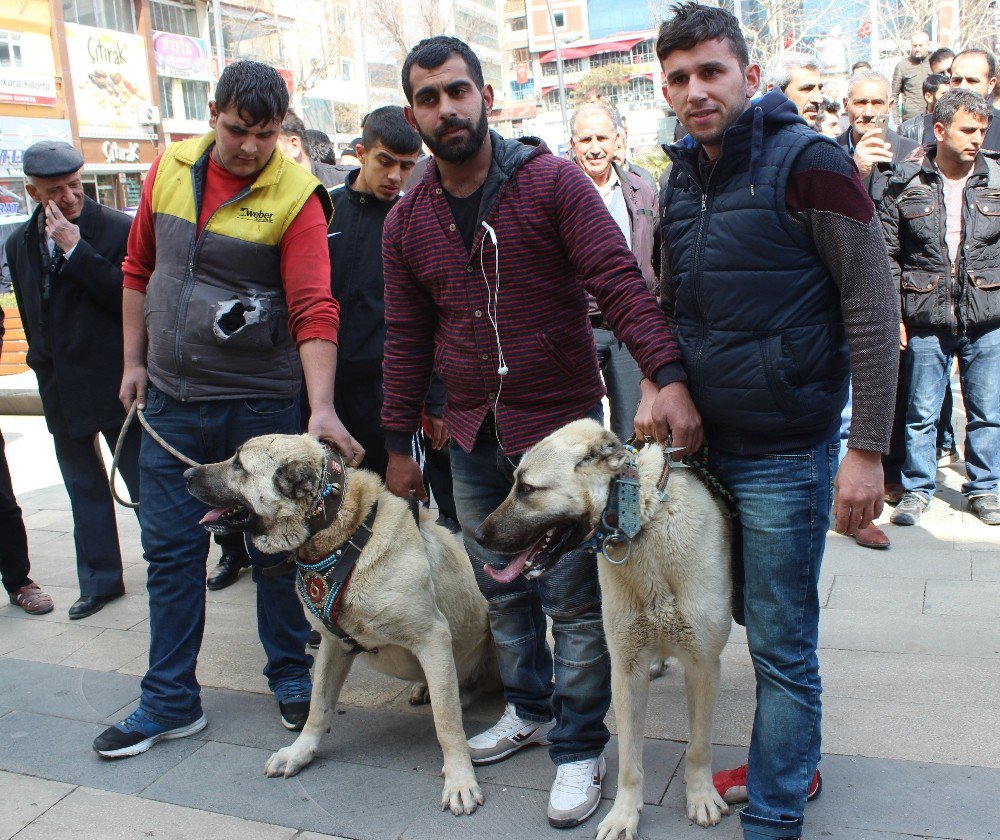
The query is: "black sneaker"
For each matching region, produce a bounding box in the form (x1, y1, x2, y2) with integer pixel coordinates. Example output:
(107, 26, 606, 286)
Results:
(969, 494, 1000, 526)
(93, 709, 206, 759)
(890, 492, 929, 526)
(275, 678, 312, 730)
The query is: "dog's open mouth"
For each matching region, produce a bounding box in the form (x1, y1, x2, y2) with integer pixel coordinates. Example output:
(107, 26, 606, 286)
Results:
(484, 523, 580, 583)
(199, 503, 254, 534)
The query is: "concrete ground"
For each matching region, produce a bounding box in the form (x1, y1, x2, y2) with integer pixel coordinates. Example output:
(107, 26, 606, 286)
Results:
(0, 386, 998, 840)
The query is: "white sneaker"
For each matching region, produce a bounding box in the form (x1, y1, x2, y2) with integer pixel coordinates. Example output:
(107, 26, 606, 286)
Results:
(467, 703, 554, 765)
(547, 753, 606, 828)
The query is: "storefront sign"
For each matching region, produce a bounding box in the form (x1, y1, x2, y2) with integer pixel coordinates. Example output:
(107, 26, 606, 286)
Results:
(81, 137, 159, 173)
(65, 23, 155, 138)
(0, 32, 58, 106)
(153, 31, 212, 81)
(0, 117, 72, 177)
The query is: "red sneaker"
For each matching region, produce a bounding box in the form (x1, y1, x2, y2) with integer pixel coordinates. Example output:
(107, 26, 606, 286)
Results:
(712, 765, 822, 805)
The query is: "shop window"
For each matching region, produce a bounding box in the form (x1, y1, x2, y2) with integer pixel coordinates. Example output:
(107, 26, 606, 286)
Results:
(62, 0, 137, 33)
(151, 0, 199, 37)
(0, 31, 22, 69)
(630, 39, 655, 64)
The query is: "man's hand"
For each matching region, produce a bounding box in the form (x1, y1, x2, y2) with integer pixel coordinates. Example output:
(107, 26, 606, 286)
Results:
(634, 379, 703, 459)
(45, 201, 81, 253)
(853, 132, 894, 178)
(120, 364, 148, 411)
(899, 321, 908, 349)
(386, 451, 427, 501)
(307, 405, 365, 467)
(425, 415, 450, 450)
(833, 448, 884, 535)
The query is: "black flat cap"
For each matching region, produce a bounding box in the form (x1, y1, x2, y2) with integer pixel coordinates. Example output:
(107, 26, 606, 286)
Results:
(22, 141, 84, 178)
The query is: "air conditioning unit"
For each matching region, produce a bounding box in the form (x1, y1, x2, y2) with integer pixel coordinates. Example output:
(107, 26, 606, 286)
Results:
(137, 104, 161, 125)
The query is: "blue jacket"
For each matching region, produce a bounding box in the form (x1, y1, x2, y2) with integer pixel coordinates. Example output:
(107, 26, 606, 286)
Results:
(661, 91, 849, 454)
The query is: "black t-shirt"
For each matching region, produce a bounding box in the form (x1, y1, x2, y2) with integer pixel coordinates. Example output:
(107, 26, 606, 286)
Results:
(444, 184, 484, 252)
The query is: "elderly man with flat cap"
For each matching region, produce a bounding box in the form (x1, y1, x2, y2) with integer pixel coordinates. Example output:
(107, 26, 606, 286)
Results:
(5, 141, 141, 620)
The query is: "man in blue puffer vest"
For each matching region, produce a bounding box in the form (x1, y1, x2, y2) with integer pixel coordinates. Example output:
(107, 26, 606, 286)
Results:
(636, 5, 899, 839)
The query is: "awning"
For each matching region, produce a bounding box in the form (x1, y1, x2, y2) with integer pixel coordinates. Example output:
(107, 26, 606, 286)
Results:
(539, 37, 646, 63)
(539, 83, 577, 96)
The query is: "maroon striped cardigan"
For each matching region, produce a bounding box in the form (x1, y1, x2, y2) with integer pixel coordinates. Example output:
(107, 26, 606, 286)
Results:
(381, 135, 682, 455)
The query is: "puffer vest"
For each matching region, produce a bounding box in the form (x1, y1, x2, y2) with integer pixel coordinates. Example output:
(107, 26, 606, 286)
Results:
(146, 133, 333, 401)
(662, 113, 849, 451)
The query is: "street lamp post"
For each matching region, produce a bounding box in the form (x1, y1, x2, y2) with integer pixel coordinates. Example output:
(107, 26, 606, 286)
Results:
(542, 0, 569, 138)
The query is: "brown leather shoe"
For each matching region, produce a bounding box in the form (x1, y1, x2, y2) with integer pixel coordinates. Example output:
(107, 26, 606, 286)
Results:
(9, 582, 54, 615)
(883, 483, 904, 506)
(854, 524, 890, 550)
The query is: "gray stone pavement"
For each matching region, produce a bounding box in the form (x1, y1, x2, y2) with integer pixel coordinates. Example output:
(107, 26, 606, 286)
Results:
(1, 405, 998, 840)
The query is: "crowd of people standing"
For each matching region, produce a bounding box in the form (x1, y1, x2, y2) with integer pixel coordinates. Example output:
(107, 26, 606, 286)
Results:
(1, 5, 998, 839)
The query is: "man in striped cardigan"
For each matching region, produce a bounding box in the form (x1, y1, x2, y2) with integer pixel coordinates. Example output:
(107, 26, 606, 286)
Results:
(380, 35, 698, 828)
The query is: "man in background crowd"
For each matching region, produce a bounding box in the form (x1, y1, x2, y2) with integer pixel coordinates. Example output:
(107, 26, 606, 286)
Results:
(763, 51, 824, 122)
(5, 141, 141, 620)
(570, 102, 658, 443)
(279, 110, 352, 188)
(899, 73, 951, 144)
(930, 47, 955, 77)
(893, 30, 932, 122)
(948, 49, 1000, 150)
(880, 89, 1000, 528)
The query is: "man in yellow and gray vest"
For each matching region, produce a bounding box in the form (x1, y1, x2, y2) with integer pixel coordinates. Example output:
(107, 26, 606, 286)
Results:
(93, 61, 362, 758)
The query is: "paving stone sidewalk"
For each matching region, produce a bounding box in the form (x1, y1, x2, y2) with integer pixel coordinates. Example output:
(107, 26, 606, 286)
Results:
(1, 410, 998, 840)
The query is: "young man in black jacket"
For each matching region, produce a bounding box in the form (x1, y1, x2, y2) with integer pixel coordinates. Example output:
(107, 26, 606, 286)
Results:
(880, 89, 1000, 526)
(328, 106, 421, 479)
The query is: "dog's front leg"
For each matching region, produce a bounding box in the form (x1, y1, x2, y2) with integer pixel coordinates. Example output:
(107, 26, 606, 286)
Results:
(597, 633, 653, 840)
(413, 633, 484, 816)
(264, 634, 354, 778)
(680, 655, 728, 827)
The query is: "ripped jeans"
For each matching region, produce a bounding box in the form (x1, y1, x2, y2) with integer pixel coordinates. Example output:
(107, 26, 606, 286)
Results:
(449, 411, 610, 766)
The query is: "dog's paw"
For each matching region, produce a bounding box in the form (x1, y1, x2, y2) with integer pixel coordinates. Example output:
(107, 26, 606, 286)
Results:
(596, 804, 640, 840)
(685, 787, 728, 827)
(408, 682, 431, 705)
(440, 775, 484, 816)
(264, 744, 314, 779)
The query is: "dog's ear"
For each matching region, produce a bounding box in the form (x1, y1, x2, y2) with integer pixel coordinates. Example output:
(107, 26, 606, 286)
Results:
(576, 430, 626, 472)
(274, 460, 319, 500)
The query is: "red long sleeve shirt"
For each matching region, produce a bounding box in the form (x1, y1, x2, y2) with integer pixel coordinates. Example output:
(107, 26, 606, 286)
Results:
(123, 152, 339, 345)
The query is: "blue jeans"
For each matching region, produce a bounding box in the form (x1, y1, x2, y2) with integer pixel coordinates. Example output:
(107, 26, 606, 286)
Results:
(449, 412, 610, 765)
(902, 327, 1000, 500)
(709, 440, 839, 840)
(137, 386, 312, 727)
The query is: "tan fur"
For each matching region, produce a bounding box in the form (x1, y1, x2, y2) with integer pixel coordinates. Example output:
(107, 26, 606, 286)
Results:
(480, 419, 733, 836)
(186, 434, 499, 816)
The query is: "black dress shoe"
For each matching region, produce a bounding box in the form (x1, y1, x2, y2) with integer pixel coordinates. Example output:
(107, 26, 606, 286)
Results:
(207, 552, 251, 591)
(68, 593, 122, 620)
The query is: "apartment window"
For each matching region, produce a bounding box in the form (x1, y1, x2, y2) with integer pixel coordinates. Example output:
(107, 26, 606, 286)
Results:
(341, 60, 351, 82)
(512, 47, 530, 64)
(542, 57, 582, 77)
(62, 0, 137, 33)
(158, 75, 209, 121)
(0, 31, 22, 68)
(151, 0, 199, 37)
(553, 11, 565, 27)
(630, 38, 655, 64)
(336, 8, 347, 30)
(509, 16, 527, 32)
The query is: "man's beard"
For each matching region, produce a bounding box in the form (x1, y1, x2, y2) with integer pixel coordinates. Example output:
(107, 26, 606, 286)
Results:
(419, 103, 489, 163)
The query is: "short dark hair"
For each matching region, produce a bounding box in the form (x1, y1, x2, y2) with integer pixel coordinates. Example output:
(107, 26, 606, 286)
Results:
(361, 106, 421, 155)
(953, 48, 998, 79)
(402, 36, 484, 103)
(304, 129, 336, 165)
(214, 60, 288, 127)
(280, 110, 308, 150)
(929, 47, 955, 68)
(851, 60, 872, 74)
(924, 73, 949, 96)
(933, 88, 992, 127)
(819, 98, 840, 117)
(656, 2, 749, 68)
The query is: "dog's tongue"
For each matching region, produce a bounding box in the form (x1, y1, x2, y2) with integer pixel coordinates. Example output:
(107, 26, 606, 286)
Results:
(483, 549, 531, 584)
(199, 506, 233, 525)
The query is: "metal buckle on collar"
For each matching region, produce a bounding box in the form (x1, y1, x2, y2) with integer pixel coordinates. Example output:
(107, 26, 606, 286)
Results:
(305, 447, 348, 536)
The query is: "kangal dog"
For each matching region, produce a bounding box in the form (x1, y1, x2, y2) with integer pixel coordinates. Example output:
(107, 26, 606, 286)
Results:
(185, 434, 499, 816)
(476, 419, 732, 838)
